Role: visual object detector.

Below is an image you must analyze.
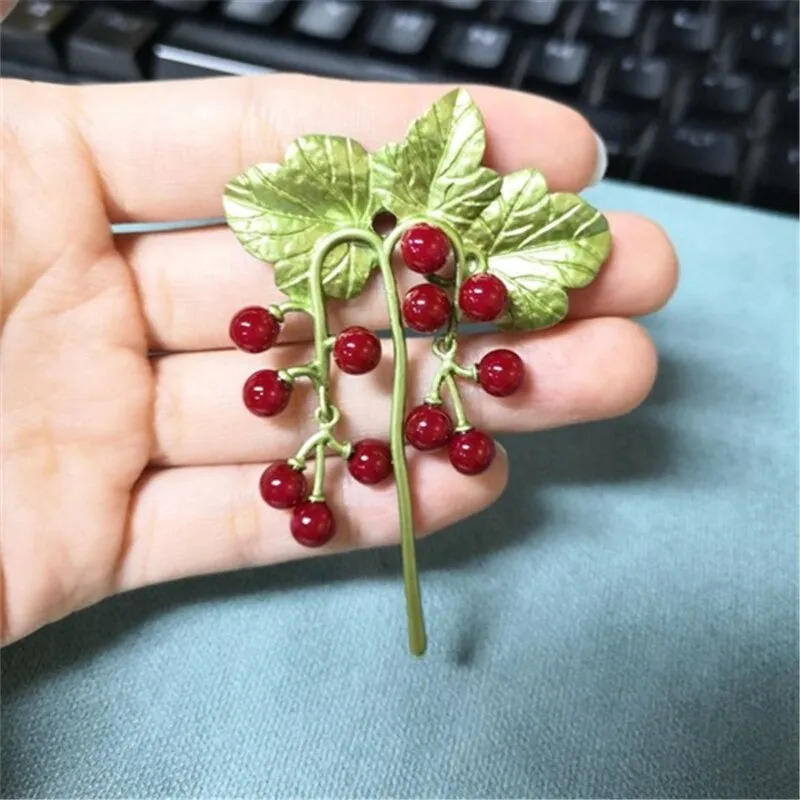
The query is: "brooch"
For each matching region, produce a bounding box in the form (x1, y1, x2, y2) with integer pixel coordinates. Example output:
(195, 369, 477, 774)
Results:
(223, 89, 610, 656)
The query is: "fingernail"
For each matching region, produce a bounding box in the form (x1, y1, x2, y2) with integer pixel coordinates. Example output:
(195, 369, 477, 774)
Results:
(588, 131, 608, 187)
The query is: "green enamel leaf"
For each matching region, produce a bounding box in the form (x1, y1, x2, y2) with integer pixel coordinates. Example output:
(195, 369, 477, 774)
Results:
(372, 88, 501, 233)
(465, 169, 611, 330)
(223, 135, 380, 304)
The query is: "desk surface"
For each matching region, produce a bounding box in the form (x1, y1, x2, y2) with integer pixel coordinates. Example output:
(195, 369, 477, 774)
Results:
(2, 182, 798, 799)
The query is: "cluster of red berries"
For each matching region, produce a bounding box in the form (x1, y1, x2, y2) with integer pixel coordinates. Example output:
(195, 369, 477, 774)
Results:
(400, 223, 510, 331)
(231, 306, 386, 418)
(399, 224, 524, 476)
(228, 223, 525, 546)
(230, 306, 393, 548)
(254, 437, 392, 548)
(403, 343, 523, 476)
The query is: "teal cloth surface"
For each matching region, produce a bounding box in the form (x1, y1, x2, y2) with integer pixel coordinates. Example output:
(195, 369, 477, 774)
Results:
(2, 182, 798, 799)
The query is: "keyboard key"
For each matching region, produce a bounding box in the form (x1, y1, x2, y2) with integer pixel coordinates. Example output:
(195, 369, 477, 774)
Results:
(438, 0, 483, 10)
(0, 0, 75, 68)
(661, 5, 719, 53)
(651, 123, 740, 177)
(153, 0, 208, 9)
(222, 0, 289, 25)
(583, 0, 642, 39)
(694, 71, 755, 116)
(445, 23, 511, 72)
(774, 77, 799, 133)
(0, 60, 76, 82)
(526, 39, 590, 87)
(508, 0, 561, 26)
(742, 20, 797, 69)
(66, 8, 159, 80)
(759, 138, 799, 194)
(366, 8, 435, 57)
(582, 106, 640, 157)
(293, 1, 360, 41)
(153, 19, 436, 80)
(748, 1, 790, 12)
(610, 54, 671, 102)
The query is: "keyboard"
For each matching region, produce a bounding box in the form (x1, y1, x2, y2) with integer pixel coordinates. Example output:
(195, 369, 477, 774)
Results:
(2, 0, 798, 214)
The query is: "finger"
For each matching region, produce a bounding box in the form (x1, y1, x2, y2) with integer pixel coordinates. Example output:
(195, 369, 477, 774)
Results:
(74, 75, 600, 222)
(150, 317, 657, 468)
(123, 212, 676, 353)
(114, 446, 508, 593)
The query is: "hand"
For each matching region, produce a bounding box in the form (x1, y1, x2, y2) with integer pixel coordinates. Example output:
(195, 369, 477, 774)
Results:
(0, 75, 677, 644)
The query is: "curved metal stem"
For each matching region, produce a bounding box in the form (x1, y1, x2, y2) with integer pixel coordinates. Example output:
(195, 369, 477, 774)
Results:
(304, 220, 480, 655)
(303, 219, 478, 655)
(269, 300, 308, 322)
(292, 430, 328, 467)
(280, 364, 319, 386)
(309, 225, 426, 656)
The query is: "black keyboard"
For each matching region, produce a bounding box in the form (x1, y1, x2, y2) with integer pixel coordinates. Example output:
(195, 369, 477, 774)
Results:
(2, 0, 798, 214)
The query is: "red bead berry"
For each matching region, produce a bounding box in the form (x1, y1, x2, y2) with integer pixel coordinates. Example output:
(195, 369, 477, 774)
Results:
(402, 284, 452, 333)
(458, 274, 508, 322)
(333, 326, 382, 375)
(348, 439, 393, 485)
(405, 404, 453, 451)
(243, 369, 292, 417)
(448, 428, 496, 475)
(290, 501, 335, 548)
(259, 462, 307, 509)
(400, 223, 451, 274)
(477, 349, 525, 397)
(230, 306, 281, 353)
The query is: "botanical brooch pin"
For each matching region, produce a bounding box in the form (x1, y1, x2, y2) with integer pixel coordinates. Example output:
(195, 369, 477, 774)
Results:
(223, 89, 610, 656)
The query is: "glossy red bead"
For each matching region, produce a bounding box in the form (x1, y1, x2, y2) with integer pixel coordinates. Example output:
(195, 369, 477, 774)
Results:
(333, 326, 382, 375)
(230, 306, 281, 353)
(348, 439, 393, 485)
(448, 428, 496, 475)
(405, 404, 453, 451)
(243, 369, 292, 417)
(400, 223, 451, 274)
(477, 349, 525, 397)
(259, 462, 307, 509)
(402, 284, 452, 333)
(458, 274, 508, 322)
(290, 501, 335, 548)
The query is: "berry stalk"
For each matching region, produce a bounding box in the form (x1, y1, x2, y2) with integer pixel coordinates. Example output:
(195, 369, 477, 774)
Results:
(443, 373, 470, 431)
(310, 440, 327, 502)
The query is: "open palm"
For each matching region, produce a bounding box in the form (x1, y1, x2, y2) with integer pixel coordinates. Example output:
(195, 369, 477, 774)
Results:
(0, 75, 676, 644)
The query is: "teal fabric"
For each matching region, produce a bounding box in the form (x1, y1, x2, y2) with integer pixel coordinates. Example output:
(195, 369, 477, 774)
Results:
(2, 183, 798, 799)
